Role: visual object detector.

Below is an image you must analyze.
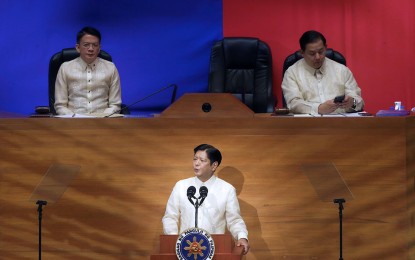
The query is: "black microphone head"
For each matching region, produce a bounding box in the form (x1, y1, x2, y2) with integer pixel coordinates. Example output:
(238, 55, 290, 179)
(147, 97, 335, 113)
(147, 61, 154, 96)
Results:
(187, 186, 196, 198)
(199, 186, 208, 198)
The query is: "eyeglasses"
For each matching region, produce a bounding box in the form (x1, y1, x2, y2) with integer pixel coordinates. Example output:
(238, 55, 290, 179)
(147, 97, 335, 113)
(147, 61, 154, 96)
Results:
(80, 42, 100, 49)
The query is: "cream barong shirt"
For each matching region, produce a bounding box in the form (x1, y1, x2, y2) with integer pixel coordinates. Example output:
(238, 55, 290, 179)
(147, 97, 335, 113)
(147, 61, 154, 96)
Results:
(54, 57, 121, 115)
(282, 57, 364, 114)
(162, 175, 248, 241)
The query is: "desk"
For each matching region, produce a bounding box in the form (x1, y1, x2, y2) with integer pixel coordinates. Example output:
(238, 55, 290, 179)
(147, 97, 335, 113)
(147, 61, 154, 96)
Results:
(0, 116, 414, 259)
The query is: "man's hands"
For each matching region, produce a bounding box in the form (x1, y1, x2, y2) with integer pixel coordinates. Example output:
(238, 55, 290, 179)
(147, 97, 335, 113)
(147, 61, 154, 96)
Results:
(236, 238, 250, 255)
(318, 95, 354, 114)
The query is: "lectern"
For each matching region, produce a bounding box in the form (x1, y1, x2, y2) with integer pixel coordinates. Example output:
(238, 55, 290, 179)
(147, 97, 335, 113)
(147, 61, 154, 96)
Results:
(150, 234, 243, 260)
(160, 93, 254, 118)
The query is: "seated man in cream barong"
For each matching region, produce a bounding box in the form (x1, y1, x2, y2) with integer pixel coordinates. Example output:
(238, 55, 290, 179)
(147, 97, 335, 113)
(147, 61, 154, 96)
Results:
(54, 26, 121, 116)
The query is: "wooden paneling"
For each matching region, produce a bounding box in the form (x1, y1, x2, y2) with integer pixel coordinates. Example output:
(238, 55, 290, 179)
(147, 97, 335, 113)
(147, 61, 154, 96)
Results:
(0, 116, 414, 259)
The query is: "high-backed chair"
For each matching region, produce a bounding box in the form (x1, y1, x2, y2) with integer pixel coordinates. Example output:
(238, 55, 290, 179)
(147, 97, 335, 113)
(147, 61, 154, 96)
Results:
(281, 48, 346, 108)
(46, 48, 128, 115)
(208, 37, 275, 113)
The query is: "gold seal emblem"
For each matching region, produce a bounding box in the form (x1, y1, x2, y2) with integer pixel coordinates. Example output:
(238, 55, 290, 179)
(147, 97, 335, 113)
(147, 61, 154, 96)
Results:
(176, 228, 215, 260)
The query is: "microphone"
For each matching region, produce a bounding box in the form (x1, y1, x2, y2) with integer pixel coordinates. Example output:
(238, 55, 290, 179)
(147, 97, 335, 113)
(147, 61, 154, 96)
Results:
(187, 186, 196, 205)
(198, 186, 208, 206)
(105, 83, 178, 117)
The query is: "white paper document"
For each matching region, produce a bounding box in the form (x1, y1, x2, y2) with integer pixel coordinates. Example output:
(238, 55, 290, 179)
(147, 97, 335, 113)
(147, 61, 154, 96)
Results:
(293, 112, 372, 117)
(54, 113, 124, 118)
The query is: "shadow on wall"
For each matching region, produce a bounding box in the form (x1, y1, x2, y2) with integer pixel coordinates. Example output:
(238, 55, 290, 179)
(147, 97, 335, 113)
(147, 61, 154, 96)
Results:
(217, 166, 275, 259)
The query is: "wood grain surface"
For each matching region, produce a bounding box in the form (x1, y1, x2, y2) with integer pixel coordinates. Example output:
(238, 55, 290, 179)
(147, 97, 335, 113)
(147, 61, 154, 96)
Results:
(0, 116, 414, 259)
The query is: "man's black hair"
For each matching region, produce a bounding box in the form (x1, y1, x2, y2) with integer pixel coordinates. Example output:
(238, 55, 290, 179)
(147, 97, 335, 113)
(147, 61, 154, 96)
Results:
(77, 26, 101, 43)
(194, 144, 222, 166)
(299, 30, 326, 51)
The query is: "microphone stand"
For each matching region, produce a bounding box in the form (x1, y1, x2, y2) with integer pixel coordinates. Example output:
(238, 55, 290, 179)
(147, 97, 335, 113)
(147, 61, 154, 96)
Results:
(194, 198, 200, 228)
(105, 84, 177, 117)
(334, 198, 345, 260)
(191, 196, 207, 228)
(36, 200, 47, 260)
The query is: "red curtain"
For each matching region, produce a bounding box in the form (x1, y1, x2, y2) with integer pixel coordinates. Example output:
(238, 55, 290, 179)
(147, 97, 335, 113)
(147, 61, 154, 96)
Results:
(223, 0, 415, 113)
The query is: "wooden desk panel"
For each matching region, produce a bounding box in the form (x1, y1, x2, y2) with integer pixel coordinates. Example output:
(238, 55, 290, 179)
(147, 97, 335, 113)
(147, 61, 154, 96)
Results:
(0, 117, 413, 259)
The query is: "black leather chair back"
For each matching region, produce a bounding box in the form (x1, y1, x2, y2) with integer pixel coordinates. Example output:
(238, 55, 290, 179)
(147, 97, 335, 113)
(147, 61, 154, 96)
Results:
(48, 48, 112, 115)
(281, 48, 346, 107)
(208, 37, 275, 113)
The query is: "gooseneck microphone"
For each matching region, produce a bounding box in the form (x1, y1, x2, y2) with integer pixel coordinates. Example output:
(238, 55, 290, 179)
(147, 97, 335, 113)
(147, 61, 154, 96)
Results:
(186, 185, 209, 228)
(187, 186, 196, 205)
(105, 83, 178, 117)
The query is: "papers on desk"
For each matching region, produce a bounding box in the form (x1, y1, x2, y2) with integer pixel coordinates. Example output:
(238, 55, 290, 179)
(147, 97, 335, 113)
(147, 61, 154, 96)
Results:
(293, 112, 373, 117)
(54, 113, 124, 118)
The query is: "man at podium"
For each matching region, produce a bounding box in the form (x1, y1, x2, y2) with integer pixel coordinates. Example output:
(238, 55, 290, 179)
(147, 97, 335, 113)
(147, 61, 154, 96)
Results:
(162, 144, 250, 255)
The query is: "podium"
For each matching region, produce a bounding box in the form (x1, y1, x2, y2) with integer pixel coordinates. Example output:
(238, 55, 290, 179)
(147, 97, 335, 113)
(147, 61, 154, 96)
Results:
(150, 234, 243, 260)
(160, 93, 254, 118)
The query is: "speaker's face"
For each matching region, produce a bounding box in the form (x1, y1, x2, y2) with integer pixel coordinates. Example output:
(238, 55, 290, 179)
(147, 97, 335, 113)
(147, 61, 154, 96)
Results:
(301, 39, 326, 69)
(193, 150, 217, 182)
(76, 34, 101, 64)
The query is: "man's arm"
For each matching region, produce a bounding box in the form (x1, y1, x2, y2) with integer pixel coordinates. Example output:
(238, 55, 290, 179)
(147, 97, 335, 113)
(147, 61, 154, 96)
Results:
(54, 64, 74, 115)
(282, 68, 319, 114)
(225, 188, 248, 239)
(103, 63, 122, 114)
(162, 183, 180, 234)
(343, 68, 364, 112)
(225, 187, 249, 254)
